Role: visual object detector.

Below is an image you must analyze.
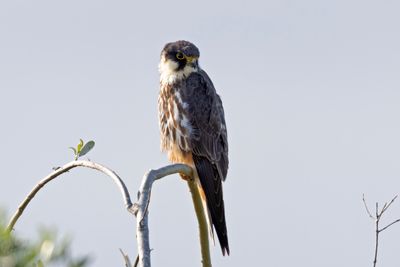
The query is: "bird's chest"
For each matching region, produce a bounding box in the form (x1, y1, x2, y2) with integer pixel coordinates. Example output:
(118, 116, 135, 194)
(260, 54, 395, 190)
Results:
(158, 83, 192, 156)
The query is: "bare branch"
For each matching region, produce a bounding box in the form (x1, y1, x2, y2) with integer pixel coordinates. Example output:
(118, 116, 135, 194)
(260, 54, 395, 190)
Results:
(381, 195, 398, 214)
(363, 195, 400, 267)
(134, 163, 211, 267)
(373, 220, 378, 267)
(379, 219, 400, 233)
(381, 202, 387, 213)
(135, 164, 192, 267)
(133, 255, 139, 267)
(119, 249, 133, 267)
(7, 160, 132, 232)
(363, 194, 375, 219)
(8, 159, 212, 267)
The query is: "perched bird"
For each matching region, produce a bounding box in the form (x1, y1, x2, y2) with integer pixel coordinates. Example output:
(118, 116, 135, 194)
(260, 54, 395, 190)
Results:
(158, 40, 230, 255)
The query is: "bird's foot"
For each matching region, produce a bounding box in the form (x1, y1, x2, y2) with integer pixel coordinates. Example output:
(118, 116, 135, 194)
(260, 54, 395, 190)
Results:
(180, 173, 193, 181)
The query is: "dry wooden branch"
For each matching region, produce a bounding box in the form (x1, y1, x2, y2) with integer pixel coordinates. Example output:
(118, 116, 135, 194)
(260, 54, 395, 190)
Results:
(7, 160, 212, 267)
(7, 160, 132, 232)
(120, 248, 133, 267)
(363, 195, 400, 267)
(132, 163, 212, 267)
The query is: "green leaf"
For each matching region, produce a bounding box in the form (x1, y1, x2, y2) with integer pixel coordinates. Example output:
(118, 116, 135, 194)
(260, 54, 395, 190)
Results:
(78, 141, 95, 157)
(77, 139, 84, 154)
(68, 256, 91, 267)
(0, 212, 89, 266)
(69, 147, 77, 155)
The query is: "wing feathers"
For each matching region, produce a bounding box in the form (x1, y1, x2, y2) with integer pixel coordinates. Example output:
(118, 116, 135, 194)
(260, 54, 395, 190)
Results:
(177, 70, 230, 255)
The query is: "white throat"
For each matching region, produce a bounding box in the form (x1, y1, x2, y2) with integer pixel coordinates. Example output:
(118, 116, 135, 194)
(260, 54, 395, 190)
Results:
(159, 58, 198, 85)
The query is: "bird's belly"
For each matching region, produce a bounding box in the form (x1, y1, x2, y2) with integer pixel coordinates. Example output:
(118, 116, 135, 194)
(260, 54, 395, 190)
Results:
(159, 85, 193, 166)
(167, 141, 194, 167)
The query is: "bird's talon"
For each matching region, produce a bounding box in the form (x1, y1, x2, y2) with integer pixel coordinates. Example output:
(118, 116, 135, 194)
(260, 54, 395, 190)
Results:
(180, 174, 192, 181)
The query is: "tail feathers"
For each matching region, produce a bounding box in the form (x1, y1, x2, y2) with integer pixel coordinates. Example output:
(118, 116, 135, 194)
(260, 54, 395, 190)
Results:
(192, 154, 230, 256)
(215, 218, 230, 256)
(199, 183, 230, 256)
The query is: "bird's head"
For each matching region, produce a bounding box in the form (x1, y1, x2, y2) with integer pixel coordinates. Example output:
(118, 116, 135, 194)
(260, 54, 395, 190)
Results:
(159, 40, 200, 84)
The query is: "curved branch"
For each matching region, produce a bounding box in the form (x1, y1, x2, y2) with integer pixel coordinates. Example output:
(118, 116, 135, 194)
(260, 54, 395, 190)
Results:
(187, 180, 211, 267)
(135, 164, 211, 267)
(7, 160, 212, 267)
(7, 160, 132, 232)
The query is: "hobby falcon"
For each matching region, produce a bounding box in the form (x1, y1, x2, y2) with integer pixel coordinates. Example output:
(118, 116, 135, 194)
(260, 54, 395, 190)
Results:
(158, 40, 230, 255)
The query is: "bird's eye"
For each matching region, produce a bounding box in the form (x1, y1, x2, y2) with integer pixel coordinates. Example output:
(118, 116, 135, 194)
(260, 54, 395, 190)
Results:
(176, 52, 185, 60)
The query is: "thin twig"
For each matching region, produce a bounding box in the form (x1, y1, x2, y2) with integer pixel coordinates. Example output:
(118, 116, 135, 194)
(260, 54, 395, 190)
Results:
(7, 160, 132, 232)
(119, 249, 133, 267)
(363, 194, 375, 219)
(379, 219, 400, 233)
(373, 216, 379, 267)
(381, 202, 388, 213)
(133, 255, 139, 267)
(381, 195, 398, 214)
(363, 194, 400, 267)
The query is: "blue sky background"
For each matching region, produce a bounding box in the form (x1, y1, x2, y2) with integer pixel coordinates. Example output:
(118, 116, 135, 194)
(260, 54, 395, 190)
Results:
(1, 0, 400, 266)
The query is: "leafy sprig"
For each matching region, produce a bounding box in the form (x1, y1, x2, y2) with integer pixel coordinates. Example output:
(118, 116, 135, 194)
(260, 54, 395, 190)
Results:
(69, 139, 95, 160)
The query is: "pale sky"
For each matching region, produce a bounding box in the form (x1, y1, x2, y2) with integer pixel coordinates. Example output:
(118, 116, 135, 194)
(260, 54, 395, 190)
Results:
(1, 0, 400, 266)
